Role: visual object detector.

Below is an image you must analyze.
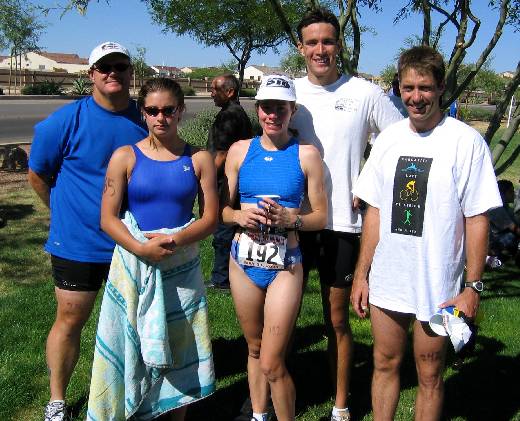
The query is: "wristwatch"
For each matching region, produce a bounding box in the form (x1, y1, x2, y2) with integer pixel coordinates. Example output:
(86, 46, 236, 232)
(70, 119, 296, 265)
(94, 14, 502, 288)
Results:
(464, 280, 484, 293)
(294, 215, 303, 231)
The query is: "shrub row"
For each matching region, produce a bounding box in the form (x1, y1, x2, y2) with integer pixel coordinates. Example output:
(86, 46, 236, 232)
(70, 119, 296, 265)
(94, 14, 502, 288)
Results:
(21, 80, 64, 95)
(459, 106, 495, 122)
(179, 107, 261, 149)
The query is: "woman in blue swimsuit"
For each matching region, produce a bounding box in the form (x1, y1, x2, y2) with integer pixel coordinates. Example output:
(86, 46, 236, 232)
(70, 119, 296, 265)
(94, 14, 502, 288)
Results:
(90, 78, 218, 421)
(222, 75, 327, 421)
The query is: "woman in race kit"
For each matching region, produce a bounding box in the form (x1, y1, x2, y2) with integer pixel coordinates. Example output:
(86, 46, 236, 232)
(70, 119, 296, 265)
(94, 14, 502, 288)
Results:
(88, 78, 217, 421)
(221, 75, 327, 421)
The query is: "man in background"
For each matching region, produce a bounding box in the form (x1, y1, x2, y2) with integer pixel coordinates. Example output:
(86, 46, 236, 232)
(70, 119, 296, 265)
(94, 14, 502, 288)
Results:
(207, 73, 253, 290)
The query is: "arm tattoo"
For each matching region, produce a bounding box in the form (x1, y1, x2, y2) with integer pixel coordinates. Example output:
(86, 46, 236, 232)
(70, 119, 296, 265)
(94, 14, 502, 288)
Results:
(103, 177, 116, 196)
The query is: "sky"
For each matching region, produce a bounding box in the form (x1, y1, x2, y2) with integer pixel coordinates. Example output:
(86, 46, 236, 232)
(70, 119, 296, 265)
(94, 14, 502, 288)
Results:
(3, 0, 518, 75)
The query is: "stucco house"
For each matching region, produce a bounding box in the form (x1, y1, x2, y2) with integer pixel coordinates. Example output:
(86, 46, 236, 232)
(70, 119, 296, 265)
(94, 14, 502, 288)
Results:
(242, 65, 288, 81)
(151, 65, 183, 77)
(0, 51, 89, 73)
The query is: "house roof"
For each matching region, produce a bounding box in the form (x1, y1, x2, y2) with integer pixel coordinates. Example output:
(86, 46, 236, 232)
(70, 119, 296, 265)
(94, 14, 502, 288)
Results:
(248, 65, 284, 74)
(153, 65, 182, 72)
(39, 52, 89, 65)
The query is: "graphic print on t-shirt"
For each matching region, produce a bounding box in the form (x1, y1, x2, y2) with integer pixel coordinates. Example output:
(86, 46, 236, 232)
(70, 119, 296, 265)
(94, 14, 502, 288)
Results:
(391, 156, 432, 236)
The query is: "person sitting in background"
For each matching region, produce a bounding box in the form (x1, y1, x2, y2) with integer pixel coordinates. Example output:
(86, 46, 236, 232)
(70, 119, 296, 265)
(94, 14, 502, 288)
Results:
(489, 179, 520, 264)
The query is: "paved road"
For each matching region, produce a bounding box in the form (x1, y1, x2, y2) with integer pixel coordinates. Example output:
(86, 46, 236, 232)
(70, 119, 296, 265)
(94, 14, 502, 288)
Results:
(0, 97, 257, 145)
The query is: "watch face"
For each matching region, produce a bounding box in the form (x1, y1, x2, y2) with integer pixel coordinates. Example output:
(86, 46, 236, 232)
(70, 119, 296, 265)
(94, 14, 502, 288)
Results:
(474, 281, 484, 292)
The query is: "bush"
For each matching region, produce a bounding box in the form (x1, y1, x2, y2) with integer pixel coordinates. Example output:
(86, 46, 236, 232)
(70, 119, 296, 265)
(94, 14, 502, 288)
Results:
(240, 88, 257, 98)
(181, 85, 196, 96)
(246, 110, 262, 136)
(70, 76, 92, 95)
(179, 108, 217, 148)
(22, 80, 64, 95)
(461, 106, 494, 122)
(179, 106, 261, 149)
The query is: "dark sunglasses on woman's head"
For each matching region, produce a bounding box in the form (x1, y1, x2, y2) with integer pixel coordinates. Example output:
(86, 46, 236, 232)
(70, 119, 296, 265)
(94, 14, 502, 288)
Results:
(143, 106, 179, 117)
(93, 62, 130, 74)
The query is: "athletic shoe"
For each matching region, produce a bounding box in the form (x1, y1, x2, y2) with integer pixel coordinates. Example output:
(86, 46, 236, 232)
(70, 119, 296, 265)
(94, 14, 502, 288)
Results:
(331, 410, 351, 421)
(44, 401, 70, 421)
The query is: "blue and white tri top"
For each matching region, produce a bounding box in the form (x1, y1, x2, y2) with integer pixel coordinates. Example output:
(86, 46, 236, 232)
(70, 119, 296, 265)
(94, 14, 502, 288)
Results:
(238, 136, 305, 208)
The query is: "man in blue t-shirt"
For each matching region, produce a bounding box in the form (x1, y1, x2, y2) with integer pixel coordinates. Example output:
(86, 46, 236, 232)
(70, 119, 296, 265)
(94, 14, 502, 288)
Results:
(28, 41, 147, 421)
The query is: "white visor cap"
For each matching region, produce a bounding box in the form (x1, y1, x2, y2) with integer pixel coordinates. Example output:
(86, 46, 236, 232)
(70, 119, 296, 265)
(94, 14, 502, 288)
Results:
(89, 41, 130, 66)
(255, 75, 296, 102)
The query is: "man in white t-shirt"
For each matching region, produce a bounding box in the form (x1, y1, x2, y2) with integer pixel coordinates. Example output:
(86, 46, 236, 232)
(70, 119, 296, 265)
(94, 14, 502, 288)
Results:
(351, 46, 501, 420)
(290, 8, 403, 421)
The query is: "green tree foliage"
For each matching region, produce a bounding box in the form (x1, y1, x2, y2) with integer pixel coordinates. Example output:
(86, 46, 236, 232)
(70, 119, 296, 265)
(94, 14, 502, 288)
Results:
(0, 0, 45, 93)
(131, 45, 155, 86)
(280, 46, 307, 77)
(272, 0, 519, 170)
(269, 0, 382, 75)
(0, 0, 44, 52)
(380, 63, 397, 87)
(457, 62, 507, 103)
(185, 66, 229, 80)
(144, 0, 303, 88)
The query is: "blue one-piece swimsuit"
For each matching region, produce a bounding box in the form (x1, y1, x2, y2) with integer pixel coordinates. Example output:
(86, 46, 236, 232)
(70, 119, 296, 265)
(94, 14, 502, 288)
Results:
(233, 136, 306, 289)
(127, 144, 198, 230)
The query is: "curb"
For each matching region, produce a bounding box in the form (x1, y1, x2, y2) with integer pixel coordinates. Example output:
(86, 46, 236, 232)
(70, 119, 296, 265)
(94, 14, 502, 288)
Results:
(0, 95, 255, 101)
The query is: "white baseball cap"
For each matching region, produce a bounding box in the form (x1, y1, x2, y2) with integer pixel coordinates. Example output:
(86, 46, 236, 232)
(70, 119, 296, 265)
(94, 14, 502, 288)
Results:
(88, 41, 130, 66)
(255, 74, 296, 102)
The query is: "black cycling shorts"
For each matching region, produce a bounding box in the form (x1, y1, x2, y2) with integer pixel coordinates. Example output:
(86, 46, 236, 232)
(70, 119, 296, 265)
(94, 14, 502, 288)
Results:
(51, 255, 110, 292)
(299, 229, 360, 288)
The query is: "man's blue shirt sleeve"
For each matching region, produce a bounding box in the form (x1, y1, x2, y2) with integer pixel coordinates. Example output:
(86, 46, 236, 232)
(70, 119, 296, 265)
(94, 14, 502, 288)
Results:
(29, 112, 67, 176)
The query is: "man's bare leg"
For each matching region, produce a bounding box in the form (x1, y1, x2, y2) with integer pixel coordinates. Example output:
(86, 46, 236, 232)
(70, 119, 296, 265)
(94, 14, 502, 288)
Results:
(413, 320, 447, 421)
(321, 285, 353, 409)
(370, 305, 411, 421)
(47, 288, 98, 401)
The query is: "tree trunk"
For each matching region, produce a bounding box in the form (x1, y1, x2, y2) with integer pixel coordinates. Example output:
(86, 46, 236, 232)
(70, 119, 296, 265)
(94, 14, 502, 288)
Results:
(267, 0, 299, 48)
(484, 60, 520, 144)
(8, 49, 13, 95)
(237, 59, 246, 98)
(493, 109, 520, 175)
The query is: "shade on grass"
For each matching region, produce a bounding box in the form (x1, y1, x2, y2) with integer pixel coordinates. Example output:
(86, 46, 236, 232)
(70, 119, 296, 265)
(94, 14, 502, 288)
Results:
(1, 123, 519, 420)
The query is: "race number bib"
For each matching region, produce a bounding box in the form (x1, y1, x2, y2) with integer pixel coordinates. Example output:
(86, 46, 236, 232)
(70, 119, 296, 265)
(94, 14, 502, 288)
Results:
(237, 231, 287, 270)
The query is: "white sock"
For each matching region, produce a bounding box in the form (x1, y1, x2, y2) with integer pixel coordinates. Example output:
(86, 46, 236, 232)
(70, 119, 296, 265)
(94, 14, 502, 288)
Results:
(49, 400, 65, 404)
(251, 412, 268, 421)
(332, 406, 350, 416)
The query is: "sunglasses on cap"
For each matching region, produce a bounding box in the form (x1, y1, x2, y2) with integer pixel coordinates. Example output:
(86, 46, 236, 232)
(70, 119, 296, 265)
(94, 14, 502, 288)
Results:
(93, 62, 131, 74)
(143, 106, 179, 117)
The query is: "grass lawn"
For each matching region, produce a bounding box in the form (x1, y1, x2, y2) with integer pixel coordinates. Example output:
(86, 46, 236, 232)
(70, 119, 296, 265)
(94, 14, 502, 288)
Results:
(1, 124, 519, 420)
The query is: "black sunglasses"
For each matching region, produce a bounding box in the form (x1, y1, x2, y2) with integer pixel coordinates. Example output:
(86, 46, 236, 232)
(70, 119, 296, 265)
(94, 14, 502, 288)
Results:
(93, 62, 130, 74)
(143, 106, 179, 117)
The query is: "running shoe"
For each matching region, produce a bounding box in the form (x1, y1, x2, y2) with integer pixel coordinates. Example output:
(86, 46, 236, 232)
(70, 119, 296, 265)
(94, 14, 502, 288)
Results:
(331, 410, 351, 421)
(44, 401, 70, 421)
